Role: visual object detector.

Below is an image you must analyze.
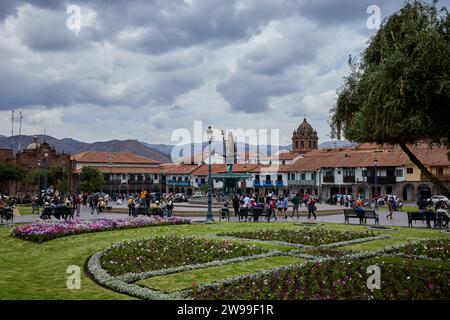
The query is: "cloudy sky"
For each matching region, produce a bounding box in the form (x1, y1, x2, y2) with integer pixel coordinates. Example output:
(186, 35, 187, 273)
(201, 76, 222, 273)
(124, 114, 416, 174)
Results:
(0, 0, 448, 145)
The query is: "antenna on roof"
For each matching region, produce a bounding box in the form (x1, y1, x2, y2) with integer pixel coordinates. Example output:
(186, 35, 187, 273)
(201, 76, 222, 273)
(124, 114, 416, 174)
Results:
(10, 109, 15, 150)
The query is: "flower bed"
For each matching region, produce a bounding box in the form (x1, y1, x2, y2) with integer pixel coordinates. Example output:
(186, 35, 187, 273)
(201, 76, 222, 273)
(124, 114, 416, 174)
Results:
(218, 228, 376, 246)
(388, 239, 450, 261)
(190, 257, 450, 300)
(101, 236, 268, 276)
(11, 216, 190, 243)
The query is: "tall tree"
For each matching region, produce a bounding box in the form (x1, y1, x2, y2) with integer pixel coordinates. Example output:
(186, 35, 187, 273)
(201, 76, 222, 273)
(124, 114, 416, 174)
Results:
(77, 167, 104, 193)
(330, 0, 450, 195)
(0, 163, 26, 193)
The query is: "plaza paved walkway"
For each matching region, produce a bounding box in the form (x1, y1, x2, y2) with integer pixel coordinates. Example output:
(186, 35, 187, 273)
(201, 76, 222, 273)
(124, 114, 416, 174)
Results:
(8, 203, 447, 230)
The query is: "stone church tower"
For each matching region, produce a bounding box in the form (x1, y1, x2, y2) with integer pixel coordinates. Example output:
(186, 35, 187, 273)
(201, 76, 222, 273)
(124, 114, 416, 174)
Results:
(291, 118, 319, 154)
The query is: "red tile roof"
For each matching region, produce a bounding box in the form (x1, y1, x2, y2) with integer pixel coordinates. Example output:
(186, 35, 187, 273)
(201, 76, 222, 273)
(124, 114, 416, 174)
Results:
(191, 163, 261, 175)
(71, 151, 161, 164)
(73, 166, 162, 174)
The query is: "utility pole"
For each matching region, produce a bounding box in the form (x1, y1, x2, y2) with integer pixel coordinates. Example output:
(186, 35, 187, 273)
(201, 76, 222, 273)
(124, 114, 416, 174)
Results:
(10, 109, 14, 150)
(18, 111, 23, 152)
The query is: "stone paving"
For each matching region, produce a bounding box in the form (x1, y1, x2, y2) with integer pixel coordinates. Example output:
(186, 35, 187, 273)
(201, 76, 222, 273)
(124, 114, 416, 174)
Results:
(6, 203, 447, 230)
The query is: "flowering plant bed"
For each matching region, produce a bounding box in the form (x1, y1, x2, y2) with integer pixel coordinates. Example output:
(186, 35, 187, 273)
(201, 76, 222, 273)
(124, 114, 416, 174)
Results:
(11, 216, 190, 243)
(388, 239, 450, 261)
(189, 257, 450, 300)
(218, 228, 376, 246)
(100, 236, 268, 276)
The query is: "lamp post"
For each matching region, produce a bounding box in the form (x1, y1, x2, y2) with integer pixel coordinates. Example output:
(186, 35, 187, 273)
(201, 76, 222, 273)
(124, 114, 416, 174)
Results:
(107, 155, 113, 196)
(206, 126, 214, 222)
(43, 149, 48, 195)
(62, 167, 65, 196)
(37, 160, 41, 199)
(374, 159, 378, 209)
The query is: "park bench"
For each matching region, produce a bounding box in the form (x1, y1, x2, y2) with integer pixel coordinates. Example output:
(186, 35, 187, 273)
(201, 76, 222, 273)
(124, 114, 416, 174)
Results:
(0, 207, 14, 225)
(344, 209, 379, 225)
(248, 207, 271, 222)
(135, 206, 149, 216)
(219, 207, 230, 221)
(40, 205, 73, 220)
(407, 211, 436, 228)
(238, 207, 249, 222)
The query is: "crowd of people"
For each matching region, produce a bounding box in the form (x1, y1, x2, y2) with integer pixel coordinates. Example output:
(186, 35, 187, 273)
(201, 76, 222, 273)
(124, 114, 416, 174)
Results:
(227, 192, 318, 220)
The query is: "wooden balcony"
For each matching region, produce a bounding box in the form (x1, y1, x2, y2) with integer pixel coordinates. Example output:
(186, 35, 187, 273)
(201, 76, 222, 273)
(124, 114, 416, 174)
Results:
(323, 176, 335, 183)
(421, 173, 450, 182)
(343, 176, 355, 183)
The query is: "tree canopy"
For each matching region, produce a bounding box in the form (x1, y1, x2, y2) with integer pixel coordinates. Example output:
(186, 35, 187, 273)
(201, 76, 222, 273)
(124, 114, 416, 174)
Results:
(330, 0, 450, 194)
(77, 167, 104, 193)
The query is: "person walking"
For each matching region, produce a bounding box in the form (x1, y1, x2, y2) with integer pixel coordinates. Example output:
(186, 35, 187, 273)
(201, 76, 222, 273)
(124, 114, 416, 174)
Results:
(386, 196, 394, 219)
(291, 193, 300, 218)
(307, 198, 317, 219)
(283, 196, 289, 219)
(276, 197, 284, 219)
(232, 195, 240, 217)
(76, 195, 81, 217)
(166, 195, 174, 218)
(269, 197, 277, 221)
(127, 197, 135, 217)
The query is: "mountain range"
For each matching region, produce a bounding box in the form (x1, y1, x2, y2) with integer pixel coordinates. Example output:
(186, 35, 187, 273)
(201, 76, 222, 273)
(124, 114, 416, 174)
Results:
(0, 135, 172, 163)
(0, 135, 355, 164)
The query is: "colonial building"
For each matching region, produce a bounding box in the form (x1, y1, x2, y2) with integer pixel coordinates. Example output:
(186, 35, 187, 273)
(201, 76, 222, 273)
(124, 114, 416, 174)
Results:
(71, 151, 162, 194)
(0, 137, 71, 196)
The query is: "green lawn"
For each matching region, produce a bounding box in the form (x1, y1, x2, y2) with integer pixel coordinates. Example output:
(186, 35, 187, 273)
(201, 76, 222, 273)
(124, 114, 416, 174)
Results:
(0, 221, 448, 300)
(137, 256, 306, 293)
(16, 205, 34, 215)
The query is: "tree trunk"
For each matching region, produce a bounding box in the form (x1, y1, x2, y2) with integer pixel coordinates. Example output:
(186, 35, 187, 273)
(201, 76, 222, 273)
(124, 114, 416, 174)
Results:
(399, 142, 449, 197)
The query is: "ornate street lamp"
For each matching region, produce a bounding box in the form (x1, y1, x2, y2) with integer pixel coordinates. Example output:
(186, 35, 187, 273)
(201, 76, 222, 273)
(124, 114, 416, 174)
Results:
(37, 160, 41, 198)
(43, 149, 49, 195)
(374, 159, 378, 209)
(206, 126, 214, 222)
(107, 155, 113, 196)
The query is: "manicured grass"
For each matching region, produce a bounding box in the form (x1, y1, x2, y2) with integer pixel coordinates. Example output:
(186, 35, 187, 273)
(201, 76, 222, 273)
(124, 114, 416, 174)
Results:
(377, 205, 418, 212)
(0, 221, 448, 299)
(16, 205, 34, 215)
(137, 256, 306, 293)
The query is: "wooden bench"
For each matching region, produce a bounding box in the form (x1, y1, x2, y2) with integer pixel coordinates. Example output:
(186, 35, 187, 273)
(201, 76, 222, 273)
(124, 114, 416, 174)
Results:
(219, 208, 230, 221)
(344, 209, 379, 225)
(248, 207, 271, 222)
(0, 207, 14, 225)
(407, 211, 436, 228)
(238, 207, 249, 222)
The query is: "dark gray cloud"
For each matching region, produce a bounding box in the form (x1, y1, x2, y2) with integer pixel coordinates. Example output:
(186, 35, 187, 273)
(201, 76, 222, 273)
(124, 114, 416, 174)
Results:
(2, 0, 446, 143)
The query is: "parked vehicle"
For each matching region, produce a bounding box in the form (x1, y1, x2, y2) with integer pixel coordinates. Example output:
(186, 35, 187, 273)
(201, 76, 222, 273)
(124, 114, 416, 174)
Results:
(427, 195, 449, 204)
(174, 193, 187, 202)
(192, 192, 206, 198)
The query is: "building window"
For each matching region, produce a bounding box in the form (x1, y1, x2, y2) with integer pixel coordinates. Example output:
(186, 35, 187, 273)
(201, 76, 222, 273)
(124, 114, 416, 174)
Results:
(154, 174, 158, 179)
(344, 170, 354, 176)
(438, 168, 444, 175)
(301, 173, 306, 180)
(337, 170, 341, 174)
(255, 174, 260, 181)
(184, 177, 189, 181)
(266, 175, 271, 181)
(407, 168, 413, 174)
(325, 170, 333, 177)
(301, 141, 304, 149)
(277, 174, 282, 181)
(195, 178, 198, 183)
(396, 169, 403, 177)
(290, 173, 295, 180)
(362, 170, 367, 177)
